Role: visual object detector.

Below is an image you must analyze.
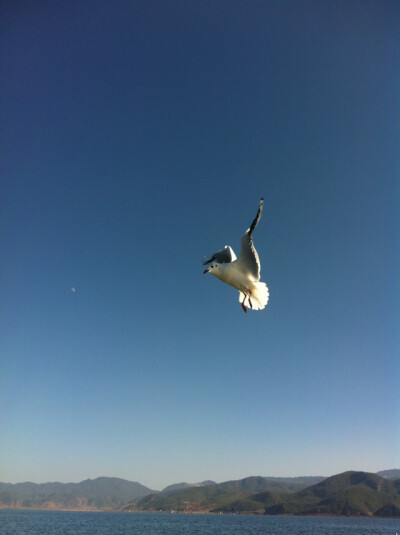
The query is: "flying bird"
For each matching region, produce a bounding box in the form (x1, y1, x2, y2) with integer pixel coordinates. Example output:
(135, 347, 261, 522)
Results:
(203, 198, 269, 313)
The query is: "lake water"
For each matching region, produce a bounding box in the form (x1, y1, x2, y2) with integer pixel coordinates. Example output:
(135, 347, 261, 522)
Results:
(0, 510, 399, 535)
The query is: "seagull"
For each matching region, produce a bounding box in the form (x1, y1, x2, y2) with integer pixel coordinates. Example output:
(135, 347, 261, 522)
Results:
(203, 198, 269, 313)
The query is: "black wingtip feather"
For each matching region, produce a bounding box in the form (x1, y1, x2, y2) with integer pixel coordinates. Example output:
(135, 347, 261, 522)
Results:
(248, 198, 263, 236)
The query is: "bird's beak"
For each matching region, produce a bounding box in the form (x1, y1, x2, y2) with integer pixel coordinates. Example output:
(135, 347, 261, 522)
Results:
(203, 268, 210, 274)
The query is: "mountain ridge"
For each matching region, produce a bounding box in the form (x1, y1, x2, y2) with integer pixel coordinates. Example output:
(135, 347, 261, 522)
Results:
(129, 471, 400, 517)
(0, 477, 155, 510)
(162, 481, 217, 493)
(1, 470, 399, 517)
(262, 471, 400, 517)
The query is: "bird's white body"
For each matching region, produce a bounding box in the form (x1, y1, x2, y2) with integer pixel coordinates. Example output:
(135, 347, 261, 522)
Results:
(210, 262, 269, 310)
(211, 261, 251, 292)
(203, 199, 269, 312)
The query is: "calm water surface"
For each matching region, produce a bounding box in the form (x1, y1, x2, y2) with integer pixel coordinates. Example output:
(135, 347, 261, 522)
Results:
(0, 510, 399, 535)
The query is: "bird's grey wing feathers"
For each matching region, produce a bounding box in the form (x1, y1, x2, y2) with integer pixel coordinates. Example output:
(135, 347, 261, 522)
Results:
(203, 245, 236, 265)
(237, 198, 263, 280)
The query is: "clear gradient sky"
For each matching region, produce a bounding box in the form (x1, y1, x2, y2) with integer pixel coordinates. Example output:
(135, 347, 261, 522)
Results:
(1, 1, 399, 491)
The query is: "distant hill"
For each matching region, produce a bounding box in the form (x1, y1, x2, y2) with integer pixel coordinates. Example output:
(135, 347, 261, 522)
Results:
(261, 471, 400, 517)
(162, 481, 217, 493)
(377, 469, 400, 480)
(128, 472, 400, 517)
(2, 470, 398, 516)
(0, 477, 155, 510)
(126, 475, 324, 513)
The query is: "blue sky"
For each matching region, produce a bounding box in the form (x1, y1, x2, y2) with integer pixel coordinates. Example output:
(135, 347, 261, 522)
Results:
(1, 1, 399, 490)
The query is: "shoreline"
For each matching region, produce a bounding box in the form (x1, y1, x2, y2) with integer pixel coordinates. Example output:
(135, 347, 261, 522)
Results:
(1, 507, 398, 519)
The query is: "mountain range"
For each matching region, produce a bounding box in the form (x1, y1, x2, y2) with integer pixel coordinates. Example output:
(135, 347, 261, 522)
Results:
(0, 477, 153, 510)
(1, 470, 399, 517)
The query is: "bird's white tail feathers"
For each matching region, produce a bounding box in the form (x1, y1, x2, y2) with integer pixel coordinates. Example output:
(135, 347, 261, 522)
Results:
(239, 281, 269, 310)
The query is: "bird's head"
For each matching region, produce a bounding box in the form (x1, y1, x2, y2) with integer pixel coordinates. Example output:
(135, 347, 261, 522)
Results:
(203, 263, 218, 274)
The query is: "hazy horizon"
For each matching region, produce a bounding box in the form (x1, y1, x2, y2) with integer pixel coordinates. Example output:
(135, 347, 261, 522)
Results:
(1, 1, 398, 491)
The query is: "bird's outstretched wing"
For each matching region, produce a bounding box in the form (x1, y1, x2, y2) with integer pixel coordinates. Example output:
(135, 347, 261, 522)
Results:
(203, 245, 237, 265)
(237, 198, 263, 280)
